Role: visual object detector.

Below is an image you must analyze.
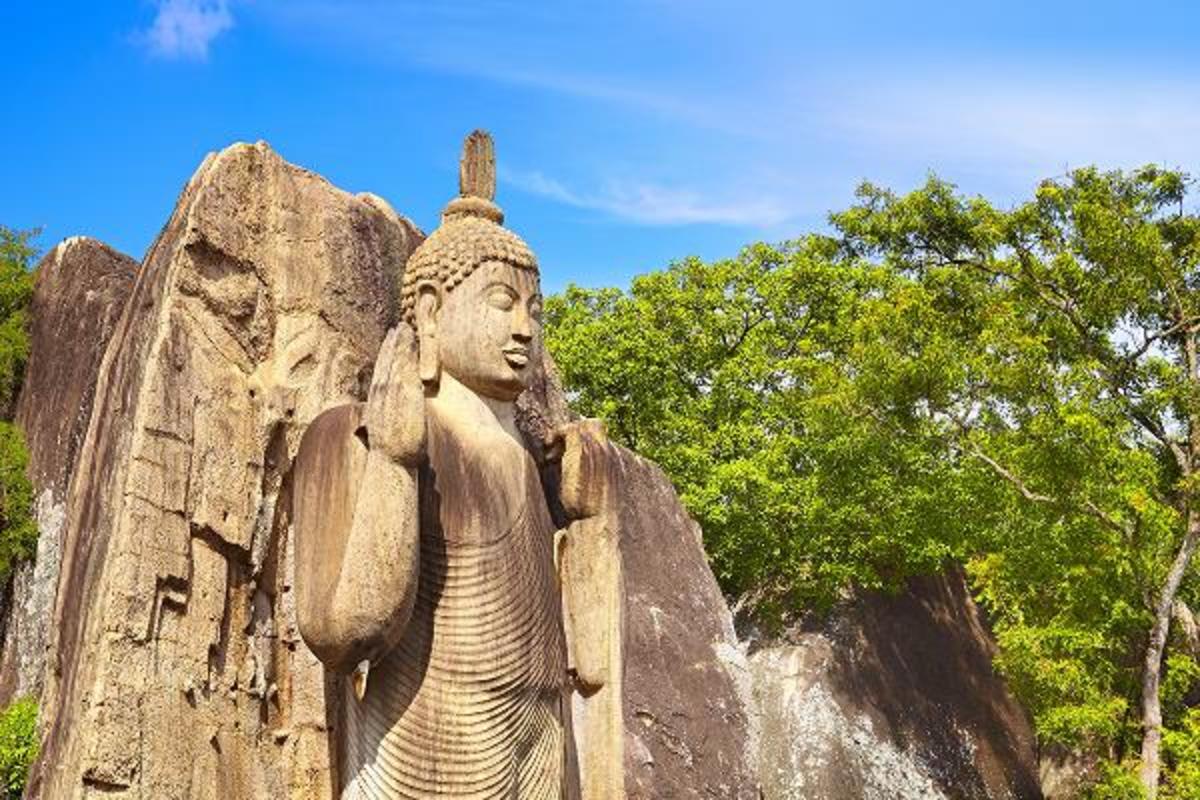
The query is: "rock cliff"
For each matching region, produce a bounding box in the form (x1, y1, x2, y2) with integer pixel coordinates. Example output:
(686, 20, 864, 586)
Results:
(614, 451, 758, 798)
(29, 142, 421, 798)
(747, 570, 1042, 800)
(0, 237, 135, 706)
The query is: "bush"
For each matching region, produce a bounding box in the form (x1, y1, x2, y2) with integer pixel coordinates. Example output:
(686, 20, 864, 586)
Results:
(0, 697, 37, 797)
(1086, 762, 1146, 800)
(0, 227, 37, 584)
(0, 227, 34, 417)
(1162, 708, 1200, 800)
(0, 422, 35, 579)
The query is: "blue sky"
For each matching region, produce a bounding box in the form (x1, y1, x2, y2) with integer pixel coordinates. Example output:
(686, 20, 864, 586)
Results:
(3, 2, 1199, 292)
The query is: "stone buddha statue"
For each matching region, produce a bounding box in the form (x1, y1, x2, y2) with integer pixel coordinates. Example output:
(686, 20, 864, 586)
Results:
(292, 132, 623, 800)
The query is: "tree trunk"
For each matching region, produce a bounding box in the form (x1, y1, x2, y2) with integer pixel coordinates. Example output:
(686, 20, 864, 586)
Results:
(1139, 513, 1200, 797)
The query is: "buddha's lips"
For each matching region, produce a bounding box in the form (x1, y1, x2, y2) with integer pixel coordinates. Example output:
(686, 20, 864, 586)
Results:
(503, 346, 529, 367)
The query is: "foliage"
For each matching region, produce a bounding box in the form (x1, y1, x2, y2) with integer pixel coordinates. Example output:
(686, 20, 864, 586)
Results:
(1087, 763, 1147, 800)
(1161, 707, 1200, 799)
(545, 166, 1200, 786)
(831, 167, 1200, 777)
(0, 227, 36, 585)
(0, 227, 35, 415)
(0, 696, 36, 798)
(1162, 653, 1200, 720)
(546, 242, 971, 616)
(0, 423, 36, 579)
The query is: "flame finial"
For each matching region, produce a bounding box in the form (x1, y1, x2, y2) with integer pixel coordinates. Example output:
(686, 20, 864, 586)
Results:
(460, 130, 496, 201)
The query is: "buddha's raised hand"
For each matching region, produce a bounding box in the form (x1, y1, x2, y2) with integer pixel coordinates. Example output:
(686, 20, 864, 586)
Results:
(294, 324, 424, 674)
(549, 419, 617, 520)
(363, 325, 426, 466)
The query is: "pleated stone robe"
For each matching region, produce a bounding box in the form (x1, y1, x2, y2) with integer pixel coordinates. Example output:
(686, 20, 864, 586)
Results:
(338, 406, 578, 800)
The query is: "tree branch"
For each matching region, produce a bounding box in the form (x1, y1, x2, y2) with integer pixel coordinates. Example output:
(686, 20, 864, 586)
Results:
(969, 448, 1053, 504)
(969, 447, 1133, 537)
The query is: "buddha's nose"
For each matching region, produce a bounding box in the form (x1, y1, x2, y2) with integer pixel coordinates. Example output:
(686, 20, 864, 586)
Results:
(512, 304, 533, 342)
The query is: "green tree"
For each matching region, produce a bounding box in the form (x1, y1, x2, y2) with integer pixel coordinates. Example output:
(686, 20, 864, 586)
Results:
(832, 167, 1199, 796)
(0, 227, 37, 581)
(545, 167, 1200, 795)
(0, 228, 35, 416)
(546, 242, 971, 618)
(1161, 707, 1200, 799)
(0, 423, 35, 579)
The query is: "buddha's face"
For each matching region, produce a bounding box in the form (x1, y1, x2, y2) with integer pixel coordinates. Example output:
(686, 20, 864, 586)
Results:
(423, 260, 543, 402)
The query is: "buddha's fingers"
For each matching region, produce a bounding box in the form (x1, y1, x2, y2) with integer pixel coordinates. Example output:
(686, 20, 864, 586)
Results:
(557, 419, 615, 520)
(364, 324, 426, 466)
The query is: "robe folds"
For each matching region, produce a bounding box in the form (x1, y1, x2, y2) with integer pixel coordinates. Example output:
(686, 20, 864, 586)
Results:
(340, 413, 577, 800)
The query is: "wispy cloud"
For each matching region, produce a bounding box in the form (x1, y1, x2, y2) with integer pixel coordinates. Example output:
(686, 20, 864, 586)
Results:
(823, 77, 1200, 173)
(502, 168, 791, 228)
(253, 1, 1200, 232)
(138, 0, 234, 60)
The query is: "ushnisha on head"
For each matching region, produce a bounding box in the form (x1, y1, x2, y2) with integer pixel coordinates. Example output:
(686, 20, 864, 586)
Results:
(401, 131, 544, 402)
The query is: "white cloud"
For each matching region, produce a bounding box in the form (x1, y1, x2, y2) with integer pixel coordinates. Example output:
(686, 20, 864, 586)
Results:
(140, 0, 234, 60)
(502, 168, 791, 228)
(251, 3, 1200, 226)
(823, 78, 1200, 174)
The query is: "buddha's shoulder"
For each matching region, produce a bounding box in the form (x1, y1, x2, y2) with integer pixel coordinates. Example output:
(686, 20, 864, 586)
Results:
(294, 403, 370, 491)
(298, 403, 366, 457)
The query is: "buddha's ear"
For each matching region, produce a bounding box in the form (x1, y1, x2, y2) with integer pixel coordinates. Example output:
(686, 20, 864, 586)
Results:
(415, 281, 441, 387)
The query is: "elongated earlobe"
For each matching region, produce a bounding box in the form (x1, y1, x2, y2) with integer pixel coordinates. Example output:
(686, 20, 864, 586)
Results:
(415, 283, 441, 387)
(418, 330, 439, 386)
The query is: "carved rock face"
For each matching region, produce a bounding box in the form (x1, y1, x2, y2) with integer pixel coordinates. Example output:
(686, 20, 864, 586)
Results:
(432, 260, 544, 402)
(0, 237, 135, 707)
(28, 141, 422, 800)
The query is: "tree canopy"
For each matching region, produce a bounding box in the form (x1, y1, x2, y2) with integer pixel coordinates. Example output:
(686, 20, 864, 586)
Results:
(0, 226, 37, 582)
(0, 228, 34, 417)
(545, 166, 1200, 797)
(547, 239, 970, 616)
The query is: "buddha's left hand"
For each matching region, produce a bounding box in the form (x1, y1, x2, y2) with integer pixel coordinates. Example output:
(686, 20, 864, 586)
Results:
(548, 419, 616, 520)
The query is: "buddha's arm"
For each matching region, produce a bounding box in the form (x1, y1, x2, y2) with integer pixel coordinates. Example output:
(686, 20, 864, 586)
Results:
(556, 420, 627, 799)
(293, 327, 425, 674)
(556, 420, 623, 692)
(293, 405, 420, 673)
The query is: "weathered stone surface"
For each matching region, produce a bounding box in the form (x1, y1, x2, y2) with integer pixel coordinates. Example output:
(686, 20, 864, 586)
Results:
(748, 571, 1042, 800)
(20, 139, 761, 800)
(522, 364, 759, 799)
(29, 142, 421, 798)
(614, 449, 760, 799)
(1039, 747, 1099, 800)
(286, 131, 744, 799)
(0, 236, 135, 706)
(23, 140, 757, 800)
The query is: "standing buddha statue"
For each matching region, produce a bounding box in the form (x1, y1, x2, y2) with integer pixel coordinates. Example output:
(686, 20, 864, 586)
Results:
(292, 131, 623, 800)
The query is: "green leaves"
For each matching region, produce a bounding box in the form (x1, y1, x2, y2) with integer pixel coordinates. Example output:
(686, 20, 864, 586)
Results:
(547, 238, 972, 615)
(0, 696, 36, 797)
(0, 226, 37, 583)
(0, 422, 36, 580)
(0, 228, 34, 415)
(1086, 763, 1147, 800)
(1162, 708, 1200, 799)
(832, 167, 1200, 771)
(546, 165, 1200, 784)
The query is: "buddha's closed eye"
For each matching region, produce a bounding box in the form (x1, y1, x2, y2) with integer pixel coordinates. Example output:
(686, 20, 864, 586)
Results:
(487, 287, 516, 310)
